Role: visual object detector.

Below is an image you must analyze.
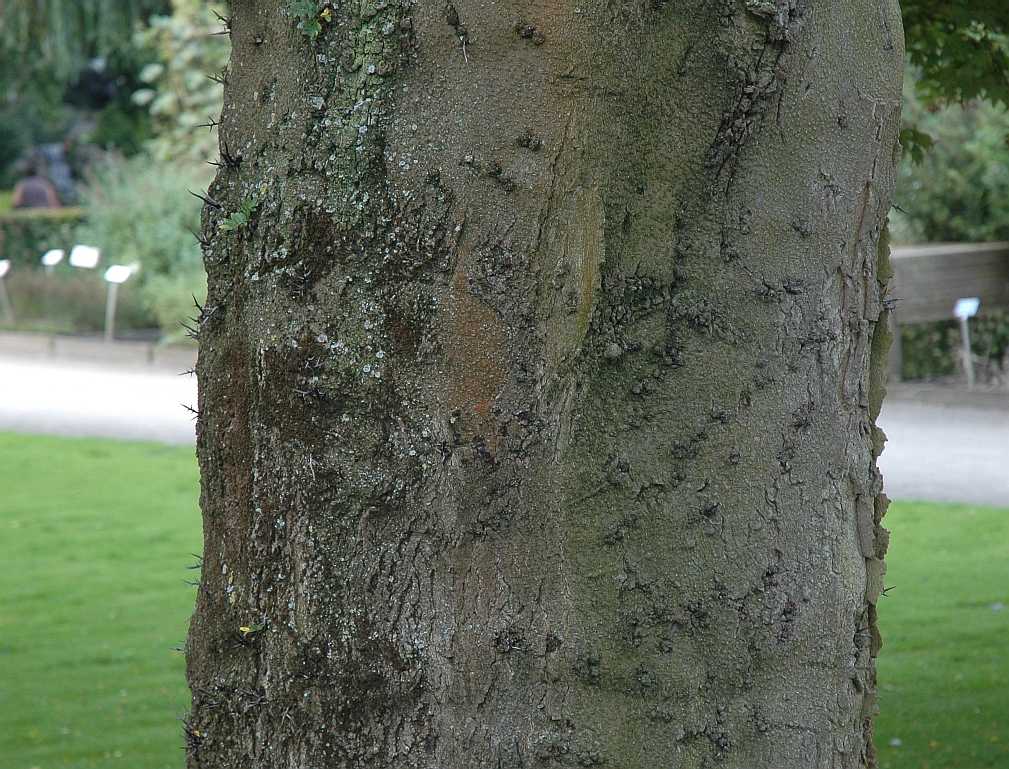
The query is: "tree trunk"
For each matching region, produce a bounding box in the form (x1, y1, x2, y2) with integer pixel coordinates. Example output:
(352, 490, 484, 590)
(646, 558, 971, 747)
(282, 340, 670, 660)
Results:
(187, 2, 903, 768)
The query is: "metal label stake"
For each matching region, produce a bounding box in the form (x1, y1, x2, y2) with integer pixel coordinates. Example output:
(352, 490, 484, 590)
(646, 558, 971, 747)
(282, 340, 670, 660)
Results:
(103, 264, 136, 343)
(0, 260, 13, 324)
(954, 297, 981, 390)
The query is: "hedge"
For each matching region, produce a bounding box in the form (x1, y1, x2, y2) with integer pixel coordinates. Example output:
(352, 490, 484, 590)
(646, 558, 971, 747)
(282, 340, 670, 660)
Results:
(900, 310, 1009, 384)
(0, 207, 86, 268)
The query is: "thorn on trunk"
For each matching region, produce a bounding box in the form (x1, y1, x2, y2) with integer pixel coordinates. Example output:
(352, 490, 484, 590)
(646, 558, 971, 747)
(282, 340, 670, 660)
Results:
(180, 317, 200, 340)
(188, 189, 221, 209)
(221, 140, 242, 170)
(182, 717, 204, 755)
(212, 10, 231, 31)
(188, 228, 211, 248)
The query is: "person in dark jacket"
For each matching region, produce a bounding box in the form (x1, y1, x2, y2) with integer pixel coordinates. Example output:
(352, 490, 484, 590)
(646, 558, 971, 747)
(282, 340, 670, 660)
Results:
(12, 160, 61, 209)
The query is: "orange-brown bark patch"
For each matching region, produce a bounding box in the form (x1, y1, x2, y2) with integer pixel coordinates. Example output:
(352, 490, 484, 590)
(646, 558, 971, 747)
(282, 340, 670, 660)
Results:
(443, 249, 509, 453)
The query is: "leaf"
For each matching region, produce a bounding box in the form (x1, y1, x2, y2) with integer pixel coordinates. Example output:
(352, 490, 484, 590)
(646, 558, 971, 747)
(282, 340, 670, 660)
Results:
(300, 18, 322, 40)
(286, 0, 325, 40)
(138, 62, 165, 83)
(903, 2, 1009, 108)
(131, 88, 156, 107)
(900, 125, 935, 165)
(219, 211, 247, 232)
(218, 195, 260, 232)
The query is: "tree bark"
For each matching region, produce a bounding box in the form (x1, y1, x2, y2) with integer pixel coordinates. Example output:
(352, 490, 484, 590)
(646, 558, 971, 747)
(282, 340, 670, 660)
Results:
(187, 2, 903, 768)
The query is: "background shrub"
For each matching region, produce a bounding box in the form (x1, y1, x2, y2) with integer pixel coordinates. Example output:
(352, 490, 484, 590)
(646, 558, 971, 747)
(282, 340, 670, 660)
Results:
(73, 155, 208, 342)
(1, 267, 154, 335)
(892, 96, 1009, 245)
(0, 208, 86, 267)
(900, 311, 1009, 385)
(132, 0, 228, 164)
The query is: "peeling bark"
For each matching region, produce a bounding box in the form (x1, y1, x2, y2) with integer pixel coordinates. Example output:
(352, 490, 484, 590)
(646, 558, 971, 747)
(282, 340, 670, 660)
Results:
(187, 2, 903, 767)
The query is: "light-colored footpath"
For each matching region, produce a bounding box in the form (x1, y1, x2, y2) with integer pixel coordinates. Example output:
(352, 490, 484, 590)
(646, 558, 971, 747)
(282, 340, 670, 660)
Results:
(877, 385, 1009, 508)
(0, 337, 197, 445)
(0, 337, 1006, 507)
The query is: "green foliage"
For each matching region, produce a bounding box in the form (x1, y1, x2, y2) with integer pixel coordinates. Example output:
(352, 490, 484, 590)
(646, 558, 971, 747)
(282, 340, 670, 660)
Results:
(896, 126, 933, 167)
(0, 0, 170, 93)
(0, 267, 155, 334)
(899, 322, 957, 381)
(141, 269, 205, 340)
(74, 155, 208, 340)
(10, 88, 74, 145)
(903, 1, 1009, 108)
(0, 93, 73, 186)
(90, 102, 153, 156)
(891, 77, 1009, 382)
(132, 0, 229, 163)
(0, 6, 158, 174)
(0, 433, 200, 769)
(892, 81, 1009, 245)
(219, 195, 259, 232)
(286, 0, 331, 40)
(1, 153, 205, 339)
(900, 2, 1009, 168)
(0, 208, 85, 267)
(0, 121, 30, 188)
(899, 312, 1009, 384)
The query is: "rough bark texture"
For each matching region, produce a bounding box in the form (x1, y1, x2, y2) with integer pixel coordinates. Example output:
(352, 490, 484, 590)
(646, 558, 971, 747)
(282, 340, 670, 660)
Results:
(187, 2, 903, 767)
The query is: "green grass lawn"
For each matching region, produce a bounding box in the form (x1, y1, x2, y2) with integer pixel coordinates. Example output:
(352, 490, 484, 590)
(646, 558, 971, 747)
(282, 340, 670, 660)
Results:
(0, 433, 200, 769)
(0, 432, 1005, 768)
(875, 500, 1009, 769)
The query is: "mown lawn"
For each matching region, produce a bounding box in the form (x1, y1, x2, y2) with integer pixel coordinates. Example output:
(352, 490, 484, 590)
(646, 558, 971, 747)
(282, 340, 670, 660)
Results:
(876, 500, 1009, 769)
(0, 432, 1005, 768)
(0, 433, 200, 769)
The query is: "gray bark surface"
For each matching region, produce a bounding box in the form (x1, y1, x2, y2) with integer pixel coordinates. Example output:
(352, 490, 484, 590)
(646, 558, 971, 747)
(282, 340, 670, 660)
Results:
(187, 2, 903, 767)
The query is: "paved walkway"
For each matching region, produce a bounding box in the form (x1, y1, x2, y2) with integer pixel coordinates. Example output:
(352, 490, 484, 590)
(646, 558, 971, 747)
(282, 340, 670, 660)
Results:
(878, 392, 1009, 508)
(1, 349, 1006, 507)
(0, 355, 197, 445)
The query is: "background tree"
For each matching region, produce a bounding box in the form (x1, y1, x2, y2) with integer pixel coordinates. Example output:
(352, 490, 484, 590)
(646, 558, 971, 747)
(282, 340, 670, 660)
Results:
(0, 0, 169, 93)
(899, 1, 1009, 161)
(0, 0, 170, 189)
(187, 2, 902, 768)
(901, 0, 1009, 107)
(0, 0, 228, 341)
